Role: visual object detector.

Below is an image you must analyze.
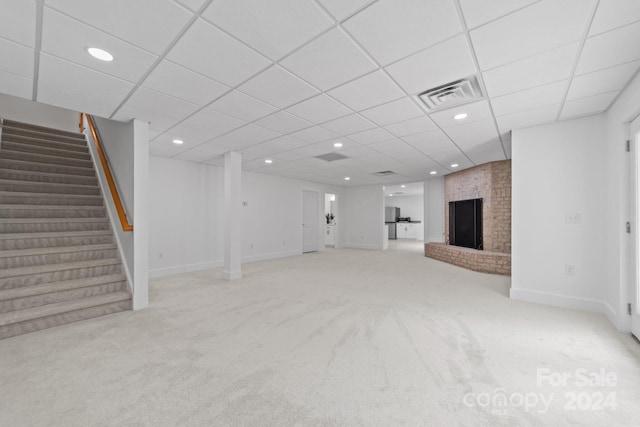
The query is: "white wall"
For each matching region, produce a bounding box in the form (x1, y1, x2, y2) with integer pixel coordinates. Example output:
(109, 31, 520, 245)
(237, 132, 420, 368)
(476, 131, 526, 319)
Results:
(511, 115, 607, 313)
(424, 178, 445, 243)
(343, 185, 385, 250)
(0, 93, 77, 132)
(604, 69, 640, 330)
(385, 195, 424, 222)
(148, 156, 344, 277)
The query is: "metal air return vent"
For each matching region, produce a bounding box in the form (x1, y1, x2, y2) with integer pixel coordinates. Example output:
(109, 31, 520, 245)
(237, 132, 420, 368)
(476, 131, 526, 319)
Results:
(372, 170, 397, 177)
(418, 75, 483, 111)
(315, 152, 349, 162)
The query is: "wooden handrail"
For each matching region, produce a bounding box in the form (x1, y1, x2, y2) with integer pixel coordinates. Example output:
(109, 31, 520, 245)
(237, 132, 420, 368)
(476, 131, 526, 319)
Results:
(81, 113, 133, 232)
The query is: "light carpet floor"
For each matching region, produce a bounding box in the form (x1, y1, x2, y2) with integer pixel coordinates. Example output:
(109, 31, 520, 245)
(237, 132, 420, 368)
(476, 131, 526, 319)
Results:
(1, 242, 639, 426)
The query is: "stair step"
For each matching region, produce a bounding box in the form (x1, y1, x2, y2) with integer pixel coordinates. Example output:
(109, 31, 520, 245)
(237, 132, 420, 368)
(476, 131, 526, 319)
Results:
(0, 217, 110, 233)
(0, 191, 104, 206)
(1, 140, 91, 160)
(2, 120, 86, 141)
(0, 291, 131, 339)
(0, 158, 96, 177)
(0, 149, 93, 169)
(0, 204, 106, 219)
(0, 274, 127, 313)
(0, 230, 113, 250)
(0, 168, 98, 186)
(2, 126, 87, 148)
(0, 258, 123, 289)
(0, 243, 118, 269)
(0, 179, 100, 196)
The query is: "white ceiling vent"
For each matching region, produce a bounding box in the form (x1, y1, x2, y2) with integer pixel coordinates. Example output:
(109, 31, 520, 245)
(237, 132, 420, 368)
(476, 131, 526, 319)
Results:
(315, 152, 349, 162)
(372, 170, 397, 177)
(418, 75, 484, 111)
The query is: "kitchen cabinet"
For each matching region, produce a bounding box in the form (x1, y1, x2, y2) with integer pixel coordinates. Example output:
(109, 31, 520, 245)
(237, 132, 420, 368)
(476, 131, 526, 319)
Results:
(325, 225, 335, 246)
(397, 223, 423, 240)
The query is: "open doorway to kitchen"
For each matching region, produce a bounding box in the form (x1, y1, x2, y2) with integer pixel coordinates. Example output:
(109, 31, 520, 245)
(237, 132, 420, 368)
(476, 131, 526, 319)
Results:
(324, 193, 337, 248)
(384, 182, 424, 253)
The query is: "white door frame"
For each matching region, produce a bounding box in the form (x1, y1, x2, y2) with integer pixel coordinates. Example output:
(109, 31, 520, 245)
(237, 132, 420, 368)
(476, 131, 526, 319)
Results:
(630, 115, 640, 339)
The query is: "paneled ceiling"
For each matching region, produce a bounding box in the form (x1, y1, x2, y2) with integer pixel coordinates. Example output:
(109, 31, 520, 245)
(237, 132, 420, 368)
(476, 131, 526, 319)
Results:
(2, 0, 640, 187)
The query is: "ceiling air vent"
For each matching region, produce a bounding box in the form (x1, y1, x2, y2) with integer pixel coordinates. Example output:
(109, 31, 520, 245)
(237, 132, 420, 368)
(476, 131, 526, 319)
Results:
(372, 170, 397, 177)
(418, 75, 484, 111)
(314, 152, 349, 162)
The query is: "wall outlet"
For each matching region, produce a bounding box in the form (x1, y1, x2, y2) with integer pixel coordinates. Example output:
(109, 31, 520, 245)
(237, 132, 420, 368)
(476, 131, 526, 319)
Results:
(282, 240, 286, 246)
(565, 264, 575, 276)
(250, 243, 254, 249)
(157, 252, 163, 260)
(242, 201, 248, 207)
(565, 212, 582, 224)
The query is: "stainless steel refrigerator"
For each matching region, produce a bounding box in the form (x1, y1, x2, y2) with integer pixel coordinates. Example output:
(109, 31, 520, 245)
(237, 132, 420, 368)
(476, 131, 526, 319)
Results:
(385, 207, 400, 239)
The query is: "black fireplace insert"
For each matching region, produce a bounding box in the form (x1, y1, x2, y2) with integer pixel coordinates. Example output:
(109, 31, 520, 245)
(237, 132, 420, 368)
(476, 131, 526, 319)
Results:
(449, 198, 483, 250)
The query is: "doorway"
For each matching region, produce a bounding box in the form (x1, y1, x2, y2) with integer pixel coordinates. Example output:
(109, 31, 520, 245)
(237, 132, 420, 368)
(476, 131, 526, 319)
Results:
(303, 190, 319, 253)
(630, 115, 640, 339)
(324, 193, 337, 248)
(384, 182, 425, 253)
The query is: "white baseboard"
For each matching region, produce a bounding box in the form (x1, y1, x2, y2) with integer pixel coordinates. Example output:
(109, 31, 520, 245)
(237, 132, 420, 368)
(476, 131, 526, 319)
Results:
(149, 260, 223, 278)
(509, 288, 606, 313)
(602, 302, 620, 330)
(241, 250, 301, 264)
(344, 242, 381, 250)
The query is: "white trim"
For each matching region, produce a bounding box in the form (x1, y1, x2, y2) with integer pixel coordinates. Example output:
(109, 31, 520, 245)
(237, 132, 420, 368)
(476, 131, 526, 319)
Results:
(510, 288, 608, 314)
(149, 260, 223, 278)
(242, 249, 301, 264)
(603, 302, 620, 331)
(344, 243, 381, 250)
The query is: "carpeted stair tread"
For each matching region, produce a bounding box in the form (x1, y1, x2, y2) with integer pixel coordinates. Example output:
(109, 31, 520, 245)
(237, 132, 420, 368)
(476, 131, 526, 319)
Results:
(0, 274, 126, 302)
(0, 179, 100, 196)
(0, 243, 117, 259)
(1, 140, 91, 160)
(0, 258, 121, 279)
(2, 120, 86, 140)
(0, 149, 94, 168)
(0, 191, 104, 206)
(0, 291, 130, 327)
(1, 133, 89, 152)
(0, 229, 111, 240)
(0, 169, 98, 186)
(0, 158, 96, 176)
(0, 217, 109, 224)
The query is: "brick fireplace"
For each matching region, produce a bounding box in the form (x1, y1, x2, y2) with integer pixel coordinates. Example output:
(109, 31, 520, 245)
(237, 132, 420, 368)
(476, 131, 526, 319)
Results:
(425, 160, 511, 275)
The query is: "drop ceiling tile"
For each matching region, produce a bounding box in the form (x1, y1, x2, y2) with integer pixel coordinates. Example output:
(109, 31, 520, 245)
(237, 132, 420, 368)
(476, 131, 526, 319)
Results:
(482, 43, 579, 97)
(429, 100, 493, 129)
(385, 35, 476, 95)
(327, 71, 405, 111)
(348, 127, 395, 145)
(291, 143, 335, 157)
(465, 142, 506, 165)
(369, 138, 426, 160)
(360, 98, 424, 126)
(490, 80, 568, 116)
(0, 0, 36, 46)
(470, 0, 592, 70)
(286, 94, 352, 124)
(203, 0, 333, 60)
(202, 135, 256, 151)
(496, 104, 560, 132)
(560, 91, 619, 119)
(208, 90, 278, 122)
(290, 126, 339, 143)
(0, 38, 33, 77)
(238, 65, 320, 109)
(0, 70, 32, 100)
(384, 116, 438, 137)
(344, 0, 461, 65)
(254, 111, 312, 134)
(280, 27, 377, 91)
(149, 141, 183, 158)
(143, 60, 229, 106)
(46, 0, 192, 54)
(126, 87, 200, 121)
(568, 61, 640, 100)
(589, 0, 640, 36)
(339, 144, 376, 158)
(428, 149, 470, 166)
(39, 54, 133, 103)
(321, 114, 376, 135)
(162, 121, 221, 145)
(186, 108, 247, 136)
(260, 135, 307, 152)
(576, 21, 640, 74)
(458, 0, 539, 29)
(173, 149, 219, 163)
(225, 124, 281, 143)
(41, 8, 158, 83)
(402, 130, 456, 155)
(317, 0, 372, 21)
(113, 105, 179, 132)
(167, 19, 270, 86)
(441, 119, 500, 150)
(37, 83, 118, 118)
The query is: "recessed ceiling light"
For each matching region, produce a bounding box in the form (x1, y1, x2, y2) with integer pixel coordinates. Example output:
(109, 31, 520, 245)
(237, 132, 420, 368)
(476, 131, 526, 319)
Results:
(172, 139, 183, 145)
(87, 47, 113, 62)
(389, 194, 393, 197)
(344, 176, 350, 181)
(264, 159, 273, 164)
(333, 142, 343, 148)
(430, 171, 437, 175)
(401, 185, 406, 188)
(451, 163, 459, 168)
(453, 113, 467, 120)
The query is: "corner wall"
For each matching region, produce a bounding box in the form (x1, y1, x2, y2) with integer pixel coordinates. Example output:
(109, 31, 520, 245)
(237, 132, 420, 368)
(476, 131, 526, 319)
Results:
(0, 93, 77, 132)
(511, 115, 607, 312)
(343, 185, 385, 250)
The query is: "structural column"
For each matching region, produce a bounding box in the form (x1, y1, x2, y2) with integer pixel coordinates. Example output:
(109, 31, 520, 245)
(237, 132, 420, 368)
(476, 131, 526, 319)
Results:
(133, 119, 149, 309)
(224, 151, 242, 280)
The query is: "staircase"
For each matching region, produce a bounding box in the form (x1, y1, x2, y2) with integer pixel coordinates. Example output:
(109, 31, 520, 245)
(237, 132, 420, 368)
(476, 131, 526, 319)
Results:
(0, 119, 132, 340)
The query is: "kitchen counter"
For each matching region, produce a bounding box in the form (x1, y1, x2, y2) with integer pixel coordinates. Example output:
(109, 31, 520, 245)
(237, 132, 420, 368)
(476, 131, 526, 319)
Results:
(397, 220, 421, 223)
